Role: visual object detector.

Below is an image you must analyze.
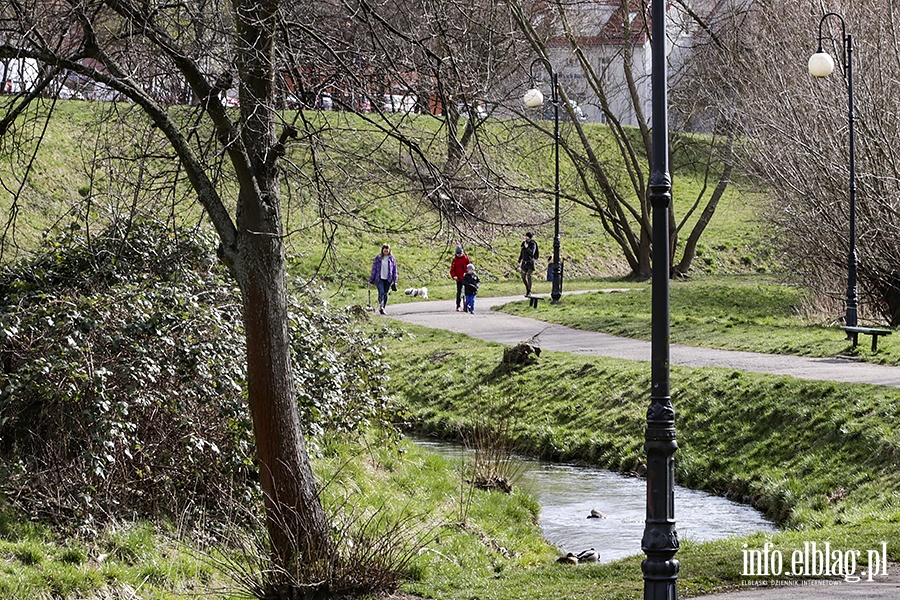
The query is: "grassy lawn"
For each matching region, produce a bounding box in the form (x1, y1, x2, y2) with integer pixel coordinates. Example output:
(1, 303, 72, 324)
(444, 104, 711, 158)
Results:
(380, 320, 900, 597)
(0, 432, 555, 600)
(6, 309, 898, 598)
(496, 275, 899, 366)
(0, 517, 225, 599)
(4, 101, 770, 289)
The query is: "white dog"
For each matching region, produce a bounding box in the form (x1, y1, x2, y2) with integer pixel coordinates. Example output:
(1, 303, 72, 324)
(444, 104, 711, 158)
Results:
(404, 286, 429, 299)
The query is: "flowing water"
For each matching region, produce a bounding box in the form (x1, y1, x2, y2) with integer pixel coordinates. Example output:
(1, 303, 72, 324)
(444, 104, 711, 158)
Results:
(413, 438, 777, 563)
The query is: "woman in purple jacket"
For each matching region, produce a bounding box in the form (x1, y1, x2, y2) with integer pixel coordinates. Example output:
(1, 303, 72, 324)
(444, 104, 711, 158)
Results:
(369, 243, 399, 314)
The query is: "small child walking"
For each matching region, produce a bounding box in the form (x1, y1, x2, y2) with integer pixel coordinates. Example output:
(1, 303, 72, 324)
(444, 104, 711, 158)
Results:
(462, 263, 480, 314)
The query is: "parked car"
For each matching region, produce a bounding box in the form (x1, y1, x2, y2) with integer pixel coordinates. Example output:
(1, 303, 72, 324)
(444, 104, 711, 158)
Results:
(457, 101, 488, 119)
(82, 81, 120, 102)
(544, 99, 588, 122)
(317, 93, 333, 110)
(383, 94, 416, 113)
(570, 100, 587, 122)
(284, 93, 302, 109)
(57, 85, 84, 100)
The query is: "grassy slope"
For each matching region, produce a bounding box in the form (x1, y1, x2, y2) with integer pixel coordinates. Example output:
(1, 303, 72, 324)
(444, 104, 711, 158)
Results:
(1, 101, 767, 287)
(0, 432, 557, 600)
(381, 321, 900, 597)
(0, 102, 96, 254)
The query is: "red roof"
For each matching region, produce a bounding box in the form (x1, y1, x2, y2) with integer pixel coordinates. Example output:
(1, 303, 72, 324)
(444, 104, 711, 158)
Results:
(599, 2, 650, 45)
(547, 0, 655, 48)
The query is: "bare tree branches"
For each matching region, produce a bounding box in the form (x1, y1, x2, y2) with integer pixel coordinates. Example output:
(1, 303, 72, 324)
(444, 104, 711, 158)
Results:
(732, 0, 900, 325)
(510, 0, 741, 278)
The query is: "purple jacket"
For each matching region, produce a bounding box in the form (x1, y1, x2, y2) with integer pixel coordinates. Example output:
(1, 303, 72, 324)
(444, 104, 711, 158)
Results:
(369, 254, 398, 284)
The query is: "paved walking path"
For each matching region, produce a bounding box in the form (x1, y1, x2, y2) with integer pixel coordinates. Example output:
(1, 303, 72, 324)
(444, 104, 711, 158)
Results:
(689, 568, 900, 600)
(386, 292, 900, 598)
(386, 293, 900, 388)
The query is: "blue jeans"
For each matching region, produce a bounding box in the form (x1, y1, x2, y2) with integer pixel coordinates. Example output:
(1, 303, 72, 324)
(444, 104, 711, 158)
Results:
(376, 279, 392, 308)
(464, 294, 476, 313)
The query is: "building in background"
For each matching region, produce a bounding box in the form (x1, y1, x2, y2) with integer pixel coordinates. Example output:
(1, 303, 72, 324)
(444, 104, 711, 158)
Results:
(545, 0, 719, 126)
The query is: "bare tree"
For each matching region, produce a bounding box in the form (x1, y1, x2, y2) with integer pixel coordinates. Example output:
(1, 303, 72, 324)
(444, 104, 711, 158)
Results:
(510, 0, 742, 278)
(729, 0, 900, 325)
(342, 0, 530, 218)
(1, 0, 333, 577)
(266, 0, 534, 250)
(0, 0, 545, 585)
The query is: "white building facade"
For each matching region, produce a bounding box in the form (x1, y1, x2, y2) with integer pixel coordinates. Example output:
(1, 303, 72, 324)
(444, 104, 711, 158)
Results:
(544, 0, 716, 127)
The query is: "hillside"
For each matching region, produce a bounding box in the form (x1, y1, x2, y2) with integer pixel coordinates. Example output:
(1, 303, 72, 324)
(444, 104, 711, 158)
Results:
(0, 100, 773, 290)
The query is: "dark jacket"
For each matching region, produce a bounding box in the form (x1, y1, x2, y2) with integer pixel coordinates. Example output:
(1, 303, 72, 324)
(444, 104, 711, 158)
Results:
(518, 239, 539, 269)
(463, 272, 480, 295)
(369, 254, 398, 284)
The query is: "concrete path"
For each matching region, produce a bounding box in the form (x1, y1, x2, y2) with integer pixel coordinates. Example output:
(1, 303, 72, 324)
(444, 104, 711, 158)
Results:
(385, 294, 900, 388)
(693, 573, 900, 600)
(386, 292, 900, 598)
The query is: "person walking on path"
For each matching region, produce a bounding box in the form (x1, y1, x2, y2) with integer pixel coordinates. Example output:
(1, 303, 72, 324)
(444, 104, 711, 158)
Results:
(462, 264, 480, 313)
(517, 232, 539, 297)
(449, 245, 472, 312)
(369, 243, 399, 314)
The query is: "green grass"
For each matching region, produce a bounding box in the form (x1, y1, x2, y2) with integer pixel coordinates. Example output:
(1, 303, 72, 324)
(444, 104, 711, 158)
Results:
(7, 343, 894, 600)
(0, 432, 558, 599)
(2, 304, 898, 598)
(2, 100, 770, 291)
(496, 275, 899, 365)
(381, 323, 900, 527)
(377, 319, 900, 596)
(0, 517, 220, 599)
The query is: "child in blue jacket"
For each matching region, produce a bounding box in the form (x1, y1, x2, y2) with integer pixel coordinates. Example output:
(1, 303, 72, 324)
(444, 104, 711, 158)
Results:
(462, 264, 480, 313)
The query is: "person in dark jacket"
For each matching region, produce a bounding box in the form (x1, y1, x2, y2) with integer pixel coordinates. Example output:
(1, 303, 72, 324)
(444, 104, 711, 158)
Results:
(516, 232, 539, 297)
(462, 263, 480, 314)
(449, 245, 472, 312)
(368, 243, 399, 314)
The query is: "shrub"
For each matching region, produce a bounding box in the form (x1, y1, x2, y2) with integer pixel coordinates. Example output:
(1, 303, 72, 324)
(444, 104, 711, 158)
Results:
(288, 290, 391, 438)
(0, 220, 390, 529)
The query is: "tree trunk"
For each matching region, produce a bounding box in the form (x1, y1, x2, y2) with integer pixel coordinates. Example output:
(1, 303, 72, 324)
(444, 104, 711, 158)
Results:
(231, 0, 333, 567)
(444, 102, 465, 175)
(236, 238, 333, 566)
(674, 135, 734, 276)
(637, 223, 652, 279)
(878, 277, 900, 327)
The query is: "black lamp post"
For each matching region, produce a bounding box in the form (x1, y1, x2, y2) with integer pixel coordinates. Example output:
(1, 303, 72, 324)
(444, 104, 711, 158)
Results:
(524, 58, 562, 304)
(808, 12, 857, 330)
(641, 0, 678, 598)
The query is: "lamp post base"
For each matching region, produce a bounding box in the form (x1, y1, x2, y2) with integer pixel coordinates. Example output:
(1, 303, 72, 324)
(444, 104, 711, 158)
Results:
(643, 577, 679, 600)
(643, 556, 680, 600)
(550, 262, 563, 304)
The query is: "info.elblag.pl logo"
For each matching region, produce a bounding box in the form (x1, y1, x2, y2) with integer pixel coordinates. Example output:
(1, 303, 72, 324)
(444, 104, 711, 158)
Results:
(742, 541, 889, 583)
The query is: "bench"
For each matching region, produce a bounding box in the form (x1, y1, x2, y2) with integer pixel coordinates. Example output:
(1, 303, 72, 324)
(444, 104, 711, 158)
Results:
(840, 326, 893, 352)
(528, 294, 545, 308)
(528, 294, 559, 308)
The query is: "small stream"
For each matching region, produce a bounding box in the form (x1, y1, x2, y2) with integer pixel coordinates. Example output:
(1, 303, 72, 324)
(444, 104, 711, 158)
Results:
(413, 438, 777, 563)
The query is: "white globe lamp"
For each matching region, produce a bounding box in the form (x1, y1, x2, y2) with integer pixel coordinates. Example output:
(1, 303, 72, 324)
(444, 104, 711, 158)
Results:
(523, 88, 544, 108)
(808, 51, 835, 78)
